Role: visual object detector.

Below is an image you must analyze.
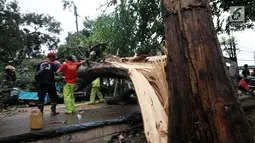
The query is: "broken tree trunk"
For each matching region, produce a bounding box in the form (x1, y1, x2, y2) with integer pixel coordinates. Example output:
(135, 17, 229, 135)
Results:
(161, 0, 254, 142)
(77, 56, 169, 142)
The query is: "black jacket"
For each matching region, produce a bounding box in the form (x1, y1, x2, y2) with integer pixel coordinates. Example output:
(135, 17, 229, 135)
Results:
(35, 60, 59, 85)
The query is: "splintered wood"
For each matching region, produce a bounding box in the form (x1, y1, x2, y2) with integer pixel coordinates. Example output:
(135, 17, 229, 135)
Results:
(110, 56, 168, 143)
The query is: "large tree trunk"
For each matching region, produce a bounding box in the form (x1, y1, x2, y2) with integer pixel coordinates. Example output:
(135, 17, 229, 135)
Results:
(161, 0, 254, 142)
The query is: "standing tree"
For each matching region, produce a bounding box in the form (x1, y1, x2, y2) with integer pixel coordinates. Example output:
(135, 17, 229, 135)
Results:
(161, 0, 254, 142)
(0, 0, 62, 66)
(62, 0, 163, 57)
(220, 36, 239, 61)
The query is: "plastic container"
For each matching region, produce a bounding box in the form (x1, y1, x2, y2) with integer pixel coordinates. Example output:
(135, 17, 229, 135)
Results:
(30, 109, 43, 130)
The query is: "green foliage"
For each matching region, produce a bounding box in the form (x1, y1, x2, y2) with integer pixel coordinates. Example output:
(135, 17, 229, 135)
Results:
(90, 0, 163, 56)
(0, 58, 41, 90)
(57, 33, 85, 58)
(59, 0, 163, 57)
(14, 58, 43, 90)
(59, 0, 255, 58)
(89, 14, 117, 54)
(0, 0, 62, 66)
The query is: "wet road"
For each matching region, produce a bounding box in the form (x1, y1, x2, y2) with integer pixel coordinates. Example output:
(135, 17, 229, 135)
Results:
(0, 104, 140, 139)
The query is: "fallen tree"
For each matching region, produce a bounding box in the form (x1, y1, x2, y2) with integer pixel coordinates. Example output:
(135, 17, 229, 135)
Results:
(162, 0, 255, 142)
(77, 55, 169, 142)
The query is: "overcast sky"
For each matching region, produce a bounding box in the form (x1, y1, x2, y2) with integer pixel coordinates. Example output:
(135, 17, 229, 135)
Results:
(18, 0, 255, 66)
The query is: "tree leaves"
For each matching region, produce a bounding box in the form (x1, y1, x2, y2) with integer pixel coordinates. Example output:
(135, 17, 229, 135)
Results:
(58, 0, 255, 59)
(58, 0, 163, 58)
(91, 0, 163, 56)
(0, 0, 62, 66)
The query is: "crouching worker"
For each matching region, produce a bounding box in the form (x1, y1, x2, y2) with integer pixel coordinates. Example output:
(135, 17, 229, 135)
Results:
(252, 70, 255, 77)
(57, 56, 85, 115)
(35, 52, 60, 116)
(0, 65, 16, 111)
(238, 76, 255, 96)
(90, 78, 104, 105)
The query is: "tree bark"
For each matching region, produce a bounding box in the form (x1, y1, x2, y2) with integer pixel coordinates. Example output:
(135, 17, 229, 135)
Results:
(161, 0, 254, 142)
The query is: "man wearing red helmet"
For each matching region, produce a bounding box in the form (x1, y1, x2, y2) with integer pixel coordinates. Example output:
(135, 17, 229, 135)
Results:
(34, 52, 60, 116)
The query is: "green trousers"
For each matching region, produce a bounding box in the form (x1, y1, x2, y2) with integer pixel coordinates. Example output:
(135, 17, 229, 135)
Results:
(90, 87, 104, 104)
(64, 84, 76, 114)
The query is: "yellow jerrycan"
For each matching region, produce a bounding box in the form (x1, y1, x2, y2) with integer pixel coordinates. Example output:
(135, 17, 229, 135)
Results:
(30, 109, 43, 130)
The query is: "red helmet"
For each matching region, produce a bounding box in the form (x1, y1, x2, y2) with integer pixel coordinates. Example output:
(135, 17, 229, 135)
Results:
(47, 52, 57, 59)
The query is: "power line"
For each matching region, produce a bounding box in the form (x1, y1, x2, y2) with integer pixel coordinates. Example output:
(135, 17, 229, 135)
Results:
(239, 50, 253, 53)
(239, 46, 254, 52)
(238, 59, 254, 61)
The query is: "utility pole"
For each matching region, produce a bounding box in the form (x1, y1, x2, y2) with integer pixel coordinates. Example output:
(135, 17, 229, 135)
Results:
(71, 1, 79, 32)
(232, 38, 237, 61)
(70, 1, 85, 58)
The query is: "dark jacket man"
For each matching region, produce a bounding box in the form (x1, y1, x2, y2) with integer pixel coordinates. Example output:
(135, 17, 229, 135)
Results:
(35, 52, 60, 116)
(242, 64, 250, 78)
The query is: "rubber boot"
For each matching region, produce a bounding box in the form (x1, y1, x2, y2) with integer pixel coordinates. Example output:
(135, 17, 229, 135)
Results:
(99, 99, 105, 103)
(38, 104, 44, 114)
(0, 103, 3, 112)
(97, 92, 105, 103)
(3, 104, 8, 111)
(51, 103, 60, 116)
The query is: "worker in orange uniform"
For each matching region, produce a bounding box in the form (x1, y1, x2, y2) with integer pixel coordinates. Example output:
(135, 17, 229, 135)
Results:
(238, 76, 254, 96)
(251, 70, 255, 77)
(57, 56, 86, 114)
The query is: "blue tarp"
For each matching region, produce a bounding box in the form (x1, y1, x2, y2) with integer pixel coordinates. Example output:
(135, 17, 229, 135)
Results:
(56, 81, 65, 93)
(56, 112, 142, 134)
(18, 81, 65, 104)
(18, 92, 51, 104)
(56, 118, 128, 134)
